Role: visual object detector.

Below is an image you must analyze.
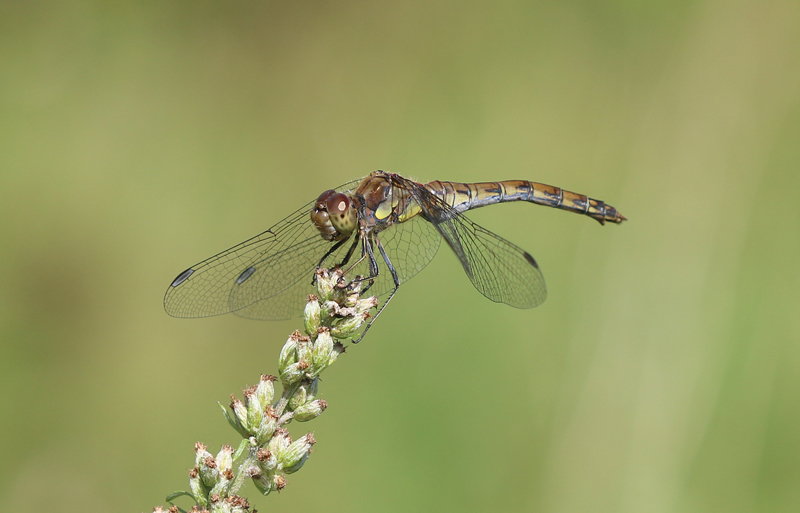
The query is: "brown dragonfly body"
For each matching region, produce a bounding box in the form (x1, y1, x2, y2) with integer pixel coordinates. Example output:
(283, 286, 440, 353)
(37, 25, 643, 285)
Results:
(342, 173, 625, 242)
(425, 179, 625, 224)
(166, 170, 625, 340)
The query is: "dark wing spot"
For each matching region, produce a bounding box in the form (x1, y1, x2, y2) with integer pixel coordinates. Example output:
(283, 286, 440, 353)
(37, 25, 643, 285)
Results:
(236, 266, 257, 285)
(522, 251, 539, 269)
(171, 268, 194, 287)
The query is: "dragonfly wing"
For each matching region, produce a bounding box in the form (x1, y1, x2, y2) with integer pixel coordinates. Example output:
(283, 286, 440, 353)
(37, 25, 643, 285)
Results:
(232, 225, 361, 321)
(225, 210, 331, 320)
(377, 212, 442, 285)
(399, 176, 547, 309)
(164, 179, 361, 320)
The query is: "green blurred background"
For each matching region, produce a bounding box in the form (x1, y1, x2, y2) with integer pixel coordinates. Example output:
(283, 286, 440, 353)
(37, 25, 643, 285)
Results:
(2, 1, 799, 512)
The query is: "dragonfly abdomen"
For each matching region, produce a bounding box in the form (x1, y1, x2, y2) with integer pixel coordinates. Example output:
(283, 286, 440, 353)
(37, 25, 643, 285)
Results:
(426, 180, 626, 225)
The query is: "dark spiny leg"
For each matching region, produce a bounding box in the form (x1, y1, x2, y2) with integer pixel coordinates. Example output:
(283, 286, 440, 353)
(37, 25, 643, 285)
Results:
(341, 235, 373, 281)
(352, 235, 399, 344)
(317, 237, 349, 268)
(338, 232, 362, 268)
(356, 233, 380, 295)
(313, 233, 361, 285)
(313, 237, 349, 284)
(334, 234, 380, 295)
(376, 235, 399, 286)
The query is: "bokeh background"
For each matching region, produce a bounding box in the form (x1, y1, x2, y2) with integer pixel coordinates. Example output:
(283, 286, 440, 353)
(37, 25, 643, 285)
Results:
(2, 1, 799, 512)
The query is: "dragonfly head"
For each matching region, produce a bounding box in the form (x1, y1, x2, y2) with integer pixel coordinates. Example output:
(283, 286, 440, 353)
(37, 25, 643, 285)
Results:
(311, 189, 358, 242)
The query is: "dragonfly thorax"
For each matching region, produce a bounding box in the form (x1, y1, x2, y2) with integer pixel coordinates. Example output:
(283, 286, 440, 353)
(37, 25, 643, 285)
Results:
(310, 189, 359, 242)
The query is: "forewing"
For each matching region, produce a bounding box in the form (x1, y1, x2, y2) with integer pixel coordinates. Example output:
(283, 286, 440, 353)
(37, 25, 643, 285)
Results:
(164, 179, 361, 320)
(401, 176, 547, 308)
(232, 225, 361, 320)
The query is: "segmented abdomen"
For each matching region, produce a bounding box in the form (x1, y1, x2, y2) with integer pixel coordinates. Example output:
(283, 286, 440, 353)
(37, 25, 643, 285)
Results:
(424, 180, 626, 225)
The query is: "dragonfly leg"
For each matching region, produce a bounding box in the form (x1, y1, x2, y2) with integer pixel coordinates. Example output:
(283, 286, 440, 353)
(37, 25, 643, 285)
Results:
(337, 233, 362, 268)
(340, 238, 372, 281)
(352, 235, 399, 344)
(375, 234, 400, 286)
(317, 235, 360, 268)
(313, 233, 361, 285)
(334, 232, 382, 295)
(352, 233, 380, 294)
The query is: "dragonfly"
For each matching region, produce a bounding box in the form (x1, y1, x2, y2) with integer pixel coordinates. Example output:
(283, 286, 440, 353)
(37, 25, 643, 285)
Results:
(165, 171, 625, 337)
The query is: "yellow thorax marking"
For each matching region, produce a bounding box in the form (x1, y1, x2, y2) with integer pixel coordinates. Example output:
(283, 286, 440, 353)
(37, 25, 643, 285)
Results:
(374, 190, 394, 220)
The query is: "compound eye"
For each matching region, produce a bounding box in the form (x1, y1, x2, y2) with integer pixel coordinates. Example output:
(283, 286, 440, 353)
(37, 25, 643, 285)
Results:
(315, 189, 336, 210)
(325, 193, 350, 216)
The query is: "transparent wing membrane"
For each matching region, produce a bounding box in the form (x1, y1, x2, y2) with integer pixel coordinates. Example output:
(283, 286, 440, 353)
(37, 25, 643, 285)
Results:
(163, 179, 360, 320)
